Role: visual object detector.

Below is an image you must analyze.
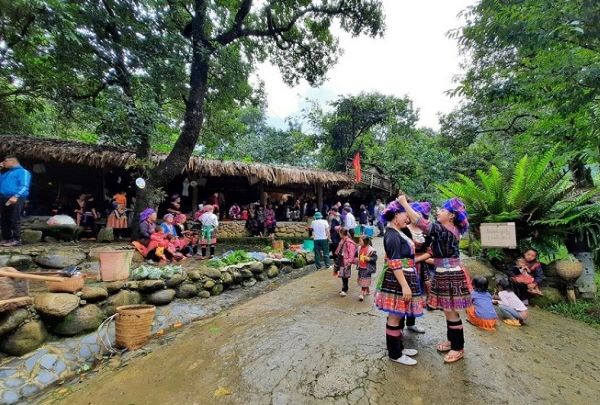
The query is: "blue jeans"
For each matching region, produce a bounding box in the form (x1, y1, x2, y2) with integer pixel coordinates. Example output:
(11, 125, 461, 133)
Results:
(499, 305, 525, 321)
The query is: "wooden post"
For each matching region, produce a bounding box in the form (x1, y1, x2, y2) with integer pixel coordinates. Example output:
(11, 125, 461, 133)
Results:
(191, 181, 198, 212)
(316, 184, 323, 212)
(258, 182, 267, 206)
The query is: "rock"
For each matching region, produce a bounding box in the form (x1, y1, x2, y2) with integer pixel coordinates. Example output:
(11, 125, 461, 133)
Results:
(243, 278, 257, 288)
(305, 252, 315, 264)
(0, 309, 29, 336)
(267, 265, 279, 278)
(230, 269, 243, 283)
(132, 251, 145, 263)
(249, 262, 264, 274)
(462, 257, 496, 280)
(138, 280, 166, 292)
(0, 320, 47, 356)
(21, 230, 43, 244)
(203, 279, 216, 290)
(52, 305, 105, 336)
(187, 270, 202, 281)
(256, 273, 268, 282)
(221, 272, 233, 285)
(530, 287, 564, 308)
(96, 227, 114, 243)
(104, 281, 126, 294)
(44, 236, 59, 243)
(34, 293, 80, 318)
(80, 286, 109, 302)
(125, 281, 139, 290)
(211, 283, 224, 296)
(145, 289, 175, 306)
(198, 290, 211, 299)
(0, 255, 9, 266)
(175, 283, 198, 298)
(199, 267, 222, 280)
(262, 258, 274, 266)
(240, 269, 254, 279)
(34, 250, 86, 269)
(165, 274, 186, 288)
(281, 266, 293, 275)
(292, 255, 307, 269)
(7, 255, 34, 270)
(102, 290, 142, 316)
(78, 261, 100, 277)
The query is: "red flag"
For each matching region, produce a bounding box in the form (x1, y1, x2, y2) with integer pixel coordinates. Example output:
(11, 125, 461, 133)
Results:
(352, 152, 362, 183)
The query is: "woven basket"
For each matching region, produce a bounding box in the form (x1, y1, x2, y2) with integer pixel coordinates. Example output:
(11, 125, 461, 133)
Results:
(115, 305, 156, 350)
(555, 260, 584, 281)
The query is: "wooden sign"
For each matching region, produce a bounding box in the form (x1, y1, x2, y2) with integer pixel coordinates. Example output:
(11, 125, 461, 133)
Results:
(480, 222, 517, 248)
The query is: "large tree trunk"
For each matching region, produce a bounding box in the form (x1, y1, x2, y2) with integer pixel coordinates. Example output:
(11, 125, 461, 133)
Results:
(131, 0, 210, 238)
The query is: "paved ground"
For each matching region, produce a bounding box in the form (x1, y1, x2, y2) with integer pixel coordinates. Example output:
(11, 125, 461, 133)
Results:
(39, 239, 600, 405)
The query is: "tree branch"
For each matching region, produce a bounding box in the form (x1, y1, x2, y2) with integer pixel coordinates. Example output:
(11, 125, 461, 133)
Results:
(475, 114, 539, 134)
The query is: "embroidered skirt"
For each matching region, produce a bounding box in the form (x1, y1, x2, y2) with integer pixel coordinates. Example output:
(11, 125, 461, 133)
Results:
(466, 306, 497, 331)
(338, 264, 351, 279)
(357, 268, 372, 287)
(375, 266, 424, 317)
(200, 226, 217, 245)
(428, 266, 472, 311)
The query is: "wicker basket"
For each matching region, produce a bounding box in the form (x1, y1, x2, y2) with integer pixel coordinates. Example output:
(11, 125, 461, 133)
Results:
(555, 260, 584, 281)
(115, 305, 156, 350)
(46, 275, 85, 293)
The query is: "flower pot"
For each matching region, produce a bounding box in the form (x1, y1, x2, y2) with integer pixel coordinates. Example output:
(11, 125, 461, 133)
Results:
(98, 250, 133, 281)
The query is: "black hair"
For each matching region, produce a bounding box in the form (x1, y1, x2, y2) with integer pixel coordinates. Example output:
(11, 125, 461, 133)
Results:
(338, 228, 348, 237)
(472, 276, 489, 293)
(524, 248, 538, 255)
(360, 235, 372, 246)
(154, 225, 163, 232)
(497, 278, 512, 292)
(382, 210, 396, 223)
(343, 207, 351, 213)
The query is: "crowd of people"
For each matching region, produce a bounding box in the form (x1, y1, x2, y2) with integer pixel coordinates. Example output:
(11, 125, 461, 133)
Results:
(308, 194, 545, 366)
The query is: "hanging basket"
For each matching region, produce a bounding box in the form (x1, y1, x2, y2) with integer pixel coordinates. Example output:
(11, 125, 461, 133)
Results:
(115, 305, 156, 350)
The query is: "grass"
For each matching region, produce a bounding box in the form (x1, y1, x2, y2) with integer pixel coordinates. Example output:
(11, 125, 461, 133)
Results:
(546, 272, 600, 328)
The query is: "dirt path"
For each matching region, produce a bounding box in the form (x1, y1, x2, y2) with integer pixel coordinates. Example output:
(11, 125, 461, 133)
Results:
(40, 239, 600, 405)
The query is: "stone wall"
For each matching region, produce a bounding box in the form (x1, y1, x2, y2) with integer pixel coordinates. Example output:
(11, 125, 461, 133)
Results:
(218, 221, 309, 239)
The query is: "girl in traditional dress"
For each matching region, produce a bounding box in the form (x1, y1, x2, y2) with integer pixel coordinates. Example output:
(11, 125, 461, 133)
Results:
(199, 204, 219, 259)
(374, 200, 421, 366)
(399, 195, 471, 364)
(107, 203, 129, 240)
(357, 235, 377, 301)
(334, 228, 357, 297)
(264, 204, 277, 236)
(175, 214, 196, 256)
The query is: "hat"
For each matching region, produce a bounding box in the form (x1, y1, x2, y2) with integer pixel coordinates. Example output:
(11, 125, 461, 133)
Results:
(139, 208, 155, 222)
(380, 200, 405, 223)
(163, 213, 174, 221)
(442, 198, 469, 235)
(410, 201, 432, 220)
(314, 212, 323, 219)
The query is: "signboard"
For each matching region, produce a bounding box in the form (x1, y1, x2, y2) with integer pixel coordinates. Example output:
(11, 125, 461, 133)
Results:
(480, 222, 517, 248)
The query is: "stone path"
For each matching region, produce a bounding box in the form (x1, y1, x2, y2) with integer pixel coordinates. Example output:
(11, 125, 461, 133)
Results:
(0, 264, 316, 405)
(35, 239, 600, 405)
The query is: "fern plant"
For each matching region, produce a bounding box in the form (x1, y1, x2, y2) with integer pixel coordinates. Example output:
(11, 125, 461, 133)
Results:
(438, 145, 600, 258)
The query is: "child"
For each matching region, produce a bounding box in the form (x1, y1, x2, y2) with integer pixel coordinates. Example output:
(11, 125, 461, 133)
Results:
(357, 235, 377, 301)
(107, 203, 129, 240)
(147, 226, 175, 263)
(335, 228, 357, 297)
(199, 204, 219, 259)
(466, 276, 497, 331)
(512, 249, 544, 303)
(494, 278, 529, 326)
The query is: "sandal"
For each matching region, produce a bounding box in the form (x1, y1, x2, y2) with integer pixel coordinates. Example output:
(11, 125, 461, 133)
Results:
(444, 350, 464, 363)
(436, 341, 451, 352)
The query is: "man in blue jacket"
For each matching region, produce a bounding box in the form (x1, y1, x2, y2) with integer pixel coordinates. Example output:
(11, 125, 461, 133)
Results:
(0, 156, 31, 246)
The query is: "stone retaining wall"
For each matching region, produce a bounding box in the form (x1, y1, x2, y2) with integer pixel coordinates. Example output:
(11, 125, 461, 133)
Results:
(218, 221, 309, 239)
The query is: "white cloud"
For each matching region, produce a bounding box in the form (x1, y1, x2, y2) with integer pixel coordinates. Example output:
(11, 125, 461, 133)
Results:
(257, 0, 477, 130)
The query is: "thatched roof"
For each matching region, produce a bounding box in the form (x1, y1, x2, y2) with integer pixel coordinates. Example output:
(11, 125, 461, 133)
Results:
(0, 135, 352, 187)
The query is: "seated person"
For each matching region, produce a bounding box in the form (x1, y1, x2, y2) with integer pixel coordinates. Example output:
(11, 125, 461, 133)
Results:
(175, 214, 196, 257)
(466, 276, 497, 331)
(511, 248, 544, 303)
(494, 278, 529, 327)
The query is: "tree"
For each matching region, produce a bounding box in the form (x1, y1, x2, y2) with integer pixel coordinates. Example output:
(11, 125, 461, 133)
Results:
(1, 0, 386, 231)
(307, 92, 417, 170)
(447, 0, 600, 186)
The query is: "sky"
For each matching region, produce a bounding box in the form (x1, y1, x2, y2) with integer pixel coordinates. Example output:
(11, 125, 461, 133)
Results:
(256, 0, 478, 130)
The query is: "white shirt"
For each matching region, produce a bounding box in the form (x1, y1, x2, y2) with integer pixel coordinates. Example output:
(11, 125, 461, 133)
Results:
(499, 291, 527, 311)
(344, 212, 357, 229)
(311, 219, 330, 240)
(200, 212, 219, 228)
